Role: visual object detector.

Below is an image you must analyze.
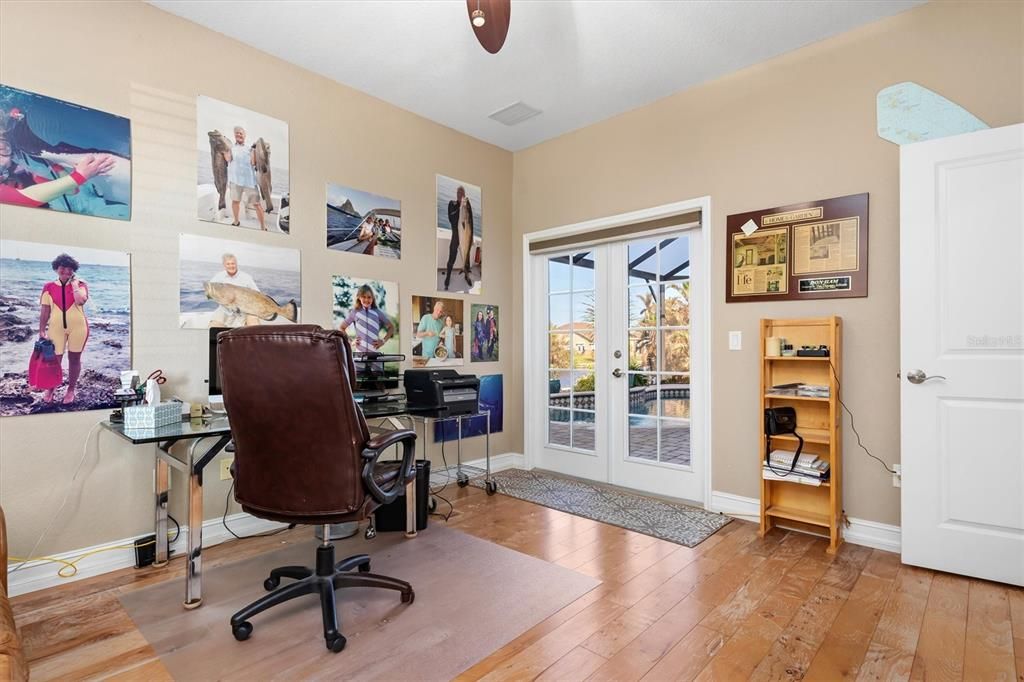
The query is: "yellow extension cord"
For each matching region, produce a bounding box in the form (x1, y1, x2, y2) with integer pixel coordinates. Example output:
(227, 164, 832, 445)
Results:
(8, 533, 174, 579)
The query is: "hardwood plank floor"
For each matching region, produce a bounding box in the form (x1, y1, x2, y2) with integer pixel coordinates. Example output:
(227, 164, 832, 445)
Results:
(10, 482, 1024, 681)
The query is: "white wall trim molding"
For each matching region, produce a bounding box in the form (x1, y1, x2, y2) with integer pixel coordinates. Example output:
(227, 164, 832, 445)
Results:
(8, 513, 286, 597)
(710, 490, 901, 553)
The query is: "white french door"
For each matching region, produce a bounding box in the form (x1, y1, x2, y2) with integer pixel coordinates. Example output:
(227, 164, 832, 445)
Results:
(530, 226, 706, 503)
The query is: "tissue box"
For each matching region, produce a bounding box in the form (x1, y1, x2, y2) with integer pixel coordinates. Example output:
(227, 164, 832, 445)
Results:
(124, 401, 180, 429)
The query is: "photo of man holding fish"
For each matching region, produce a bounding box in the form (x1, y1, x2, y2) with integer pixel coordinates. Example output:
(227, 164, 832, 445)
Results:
(179, 234, 300, 329)
(0, 84, 131, 220)
(196, 96, 289, 233)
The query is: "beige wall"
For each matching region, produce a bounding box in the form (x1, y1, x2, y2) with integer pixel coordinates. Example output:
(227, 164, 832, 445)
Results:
(511, 0, 1023, 526)
(0, 0, 515, 556)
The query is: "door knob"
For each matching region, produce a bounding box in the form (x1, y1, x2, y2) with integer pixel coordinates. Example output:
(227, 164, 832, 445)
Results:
(612, 368, 623, 378)
(906, 369, 946, 384)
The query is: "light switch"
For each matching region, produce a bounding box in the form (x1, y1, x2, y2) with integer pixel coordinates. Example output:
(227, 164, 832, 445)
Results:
(728, 331, 742, 351)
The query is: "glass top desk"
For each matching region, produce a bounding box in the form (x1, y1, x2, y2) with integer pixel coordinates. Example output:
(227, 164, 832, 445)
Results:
(102, 416, 232, 609)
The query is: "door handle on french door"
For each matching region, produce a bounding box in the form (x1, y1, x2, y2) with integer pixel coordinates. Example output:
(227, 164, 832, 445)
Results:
(906, 369, 946, 384)
(612, 368, 623, 378)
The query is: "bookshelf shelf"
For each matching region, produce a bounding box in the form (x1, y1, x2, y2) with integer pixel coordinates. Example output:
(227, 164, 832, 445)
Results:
(760, 316, 842, 553)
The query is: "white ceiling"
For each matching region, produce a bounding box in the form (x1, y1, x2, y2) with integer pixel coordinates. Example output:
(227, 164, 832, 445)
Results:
(149, 0, 925, 151)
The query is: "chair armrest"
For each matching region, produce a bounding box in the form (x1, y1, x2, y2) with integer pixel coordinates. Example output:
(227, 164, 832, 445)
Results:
(361, 429, 417, 505)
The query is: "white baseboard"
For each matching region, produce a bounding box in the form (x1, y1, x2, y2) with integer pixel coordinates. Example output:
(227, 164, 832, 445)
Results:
(709, 490, 901, 554)
(461, 451, 524, 472)
(8, 513, 286, 598)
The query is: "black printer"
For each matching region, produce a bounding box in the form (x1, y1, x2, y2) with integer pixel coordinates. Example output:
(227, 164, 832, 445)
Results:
(404, 369, 480, 416)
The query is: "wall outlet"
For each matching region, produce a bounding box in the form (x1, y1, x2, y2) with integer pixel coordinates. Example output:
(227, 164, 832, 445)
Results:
(219, 457, 234, 481)
(892, 463, 902, 488)
(728, 331, 742, 351)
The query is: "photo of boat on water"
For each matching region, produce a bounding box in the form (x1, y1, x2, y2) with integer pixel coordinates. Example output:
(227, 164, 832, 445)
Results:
(196, 96, 289, 234)
(0, 239, 131, 417)
(436, 174, 482, 295)
(0, 84, 131, 220)
(326, 182, 401, 259)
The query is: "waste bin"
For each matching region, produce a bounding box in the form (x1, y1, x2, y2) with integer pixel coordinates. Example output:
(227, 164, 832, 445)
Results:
(375, 459, 430, 532)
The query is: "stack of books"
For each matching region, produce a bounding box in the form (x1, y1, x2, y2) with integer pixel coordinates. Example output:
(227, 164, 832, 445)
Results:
(767, 383, 830, 398)
(762, 449, 830, 486)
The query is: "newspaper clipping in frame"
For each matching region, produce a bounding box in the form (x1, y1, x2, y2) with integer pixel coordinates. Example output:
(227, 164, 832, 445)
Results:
(732, 227, 788, 295)
(792, 217, 860, 275)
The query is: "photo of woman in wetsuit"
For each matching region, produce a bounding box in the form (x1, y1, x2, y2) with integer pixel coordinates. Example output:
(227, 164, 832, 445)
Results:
(0, 240, 131, 417)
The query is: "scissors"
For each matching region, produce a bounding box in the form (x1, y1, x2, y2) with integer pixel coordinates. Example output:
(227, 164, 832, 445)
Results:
(146, 369, 167, 385)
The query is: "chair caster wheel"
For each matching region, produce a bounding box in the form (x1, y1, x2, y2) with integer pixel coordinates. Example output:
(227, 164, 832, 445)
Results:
(365, 526, 377, 540)
(401, 589, 415, 604)
(232, 621, 253, 641)
(326, 633, 346, 653)
(263, 576, 280, 591)
(358, 561, 371, 573)
(486, 480, 497, 495)
(457, 477, 469, 488)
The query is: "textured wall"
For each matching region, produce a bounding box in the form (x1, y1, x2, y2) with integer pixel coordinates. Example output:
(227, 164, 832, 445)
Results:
(0, 0, 515, 557)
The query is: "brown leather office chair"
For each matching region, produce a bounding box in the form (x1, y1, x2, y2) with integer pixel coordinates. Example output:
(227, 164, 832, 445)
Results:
(218, 325, 416, 653)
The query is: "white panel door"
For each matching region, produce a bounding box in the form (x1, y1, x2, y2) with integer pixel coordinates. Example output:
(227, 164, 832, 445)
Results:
(900, 123, 1024, 586)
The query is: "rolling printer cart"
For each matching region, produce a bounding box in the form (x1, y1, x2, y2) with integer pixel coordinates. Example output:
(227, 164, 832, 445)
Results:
(760, 316, 843, 553)
(404, 410, 497, 498)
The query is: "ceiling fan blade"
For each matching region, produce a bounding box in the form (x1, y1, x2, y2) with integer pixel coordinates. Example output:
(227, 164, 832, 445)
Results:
(467, 0, 511, 54)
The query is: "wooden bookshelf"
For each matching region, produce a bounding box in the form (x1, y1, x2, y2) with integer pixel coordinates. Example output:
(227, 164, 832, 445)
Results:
(759, 316, 843, 553)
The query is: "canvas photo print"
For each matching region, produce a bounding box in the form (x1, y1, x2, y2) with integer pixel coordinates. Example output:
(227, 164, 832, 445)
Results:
(197, 95, 289, 233)
(470, 303, 499, 362)
(436, 174, 482, 294)
(0, 84, 131, 220)
(179, 234, 300, 329)
(332, 276, 400, 355)
(0, 239, 131, 416)
(326, 183, 401, 259)
(410, 294, 463, 367)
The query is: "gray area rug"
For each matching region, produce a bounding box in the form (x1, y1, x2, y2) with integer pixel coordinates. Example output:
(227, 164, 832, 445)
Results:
(472, 468, 730, 547)
(120, 525, 598, 681)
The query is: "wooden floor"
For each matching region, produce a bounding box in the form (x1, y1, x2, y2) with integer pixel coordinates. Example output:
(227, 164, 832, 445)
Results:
(10, 483, 1024, 681)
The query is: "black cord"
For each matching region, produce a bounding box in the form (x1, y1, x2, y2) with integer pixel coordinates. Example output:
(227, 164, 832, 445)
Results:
(829, 361, 897, 475)
(168, 513, 181, 544)
(428, 431, 454, 522)
(223, 482, 296, 539)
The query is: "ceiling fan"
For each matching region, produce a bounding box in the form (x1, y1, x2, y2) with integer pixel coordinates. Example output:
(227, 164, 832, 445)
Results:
(466, 0, 511, 54)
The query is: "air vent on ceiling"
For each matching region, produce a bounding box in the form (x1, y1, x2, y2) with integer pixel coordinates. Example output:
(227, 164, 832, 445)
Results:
(488, 101, 542, 126)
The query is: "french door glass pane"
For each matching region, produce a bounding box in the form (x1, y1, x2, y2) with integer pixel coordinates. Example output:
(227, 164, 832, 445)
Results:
(628, 241, 658, 285)
(571, 371, 597, 409)
(549, 294, 571, 329)
(572, 410, 596, 451)
(628, 416, 658, 461)
(572, 294, 594, 330)
(659, 237, 690, 281)
(549, 257, 571, 293)
(628, 374, 656, 416)
(548, 409, 571, 447)
(628, 286, 658, 327)
(628, 330, 657, 371)
(549, 371, 570, 404)
(572, 252, 596, 290)
(548, 333, 570, 369)
(661, 330, 690, 373)
(661, 283, 689, 327)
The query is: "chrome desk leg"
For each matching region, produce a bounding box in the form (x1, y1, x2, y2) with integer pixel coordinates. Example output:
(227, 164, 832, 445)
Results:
(486, 411, 492, 481)
(184, 439, 204, 609)
(405, 475, 417, 538)
(154, 448, 170, 567)
(457, 416, 465, 484)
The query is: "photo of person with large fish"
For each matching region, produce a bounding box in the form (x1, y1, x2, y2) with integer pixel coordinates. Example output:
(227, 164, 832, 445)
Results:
(0, 84, 131, 220)
(436, 174, 482, 294)
(179, 234, 300, 329)
(0, 239, 131, 417)
(196, 96, 289, 233)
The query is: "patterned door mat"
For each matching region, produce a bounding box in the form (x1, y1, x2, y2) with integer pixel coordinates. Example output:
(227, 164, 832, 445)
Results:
(470, 468, 730, 547)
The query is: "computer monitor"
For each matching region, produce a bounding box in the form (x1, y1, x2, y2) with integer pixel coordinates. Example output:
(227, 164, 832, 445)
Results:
(208, 327, 230, 408)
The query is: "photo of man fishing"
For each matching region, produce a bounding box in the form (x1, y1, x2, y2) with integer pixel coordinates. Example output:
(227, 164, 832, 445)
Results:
(196, 95, 289, 233)
(178, 233, 301, 329)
